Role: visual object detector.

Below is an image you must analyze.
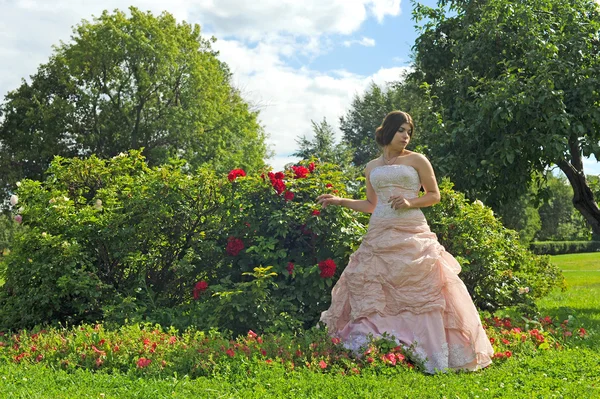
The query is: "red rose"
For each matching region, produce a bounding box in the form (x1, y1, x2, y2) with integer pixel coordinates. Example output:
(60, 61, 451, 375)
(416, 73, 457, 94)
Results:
(226, 236, 245, 256)
(274, 172, 285, 180)
(318, 258, 336, 278)
(308, 162, 315, 172)
(227, 169, 246, 182)
(287, 262, 294, 275)
(291, 165, 309, 179)
(312, 209, 321, 216)
(193, 280, 209, 300)
(272, 179, 286, 195)
(284, 191, 295, 201)
(325, 183, 333, 188)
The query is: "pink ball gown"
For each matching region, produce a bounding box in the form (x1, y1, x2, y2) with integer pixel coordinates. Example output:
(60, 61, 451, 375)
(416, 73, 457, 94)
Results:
(319, 164, 494, 373)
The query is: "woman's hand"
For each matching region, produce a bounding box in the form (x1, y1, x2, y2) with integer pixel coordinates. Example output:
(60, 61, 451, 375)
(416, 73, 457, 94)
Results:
(316, 194, 343, 208)
(388, 195, 412, 210)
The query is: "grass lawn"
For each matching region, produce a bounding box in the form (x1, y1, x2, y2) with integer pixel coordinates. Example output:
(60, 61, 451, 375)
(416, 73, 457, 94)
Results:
(1, 253, 599, 398)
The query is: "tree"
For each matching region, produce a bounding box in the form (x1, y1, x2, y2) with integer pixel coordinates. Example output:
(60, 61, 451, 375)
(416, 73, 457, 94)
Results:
(0, 7, 268, 198)
(412, 0, 600, 235)
(536, 174, 591, 241)
(294, 118, 354, 165)
(340, 78, 434, 168)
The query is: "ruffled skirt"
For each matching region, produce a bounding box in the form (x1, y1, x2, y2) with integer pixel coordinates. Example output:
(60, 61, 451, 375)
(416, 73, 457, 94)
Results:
(319, 214, 493, 373)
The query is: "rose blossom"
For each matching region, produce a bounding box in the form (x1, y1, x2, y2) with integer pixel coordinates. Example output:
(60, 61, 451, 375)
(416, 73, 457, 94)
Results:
(14, 215, 22, 224)
(193, 280, 209, 300)
(284, 190, 295, 201)
(286, 262, 294, 275)
(227, 169, 246, 182)
(9, 195, 18, 206)
(226, 236, 244, 256)
(318, 258, 336, 278)
(291, 165, 309, 179)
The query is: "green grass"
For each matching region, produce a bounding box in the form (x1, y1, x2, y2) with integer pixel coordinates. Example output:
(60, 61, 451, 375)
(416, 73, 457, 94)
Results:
(1, 253, 600, 398)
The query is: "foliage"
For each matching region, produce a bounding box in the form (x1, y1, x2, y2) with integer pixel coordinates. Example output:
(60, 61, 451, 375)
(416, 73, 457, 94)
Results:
(0, 151, 228, 330)
(411, 0, 600, 234)
(0, 7, 267, 198)
(293, 118, 361, 195)
(339, 78, 434, 168)
(424, 179, 565, 311)
(530, 241, 600, 256)
(536, 174, 592, 241)
(495, 190, 541, 244)
(0, 153, 564, 331)
(0, 313, 589, 377)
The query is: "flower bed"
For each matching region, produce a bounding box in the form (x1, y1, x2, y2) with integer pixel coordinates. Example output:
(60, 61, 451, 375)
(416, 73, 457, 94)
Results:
(0, 315, 588, 377)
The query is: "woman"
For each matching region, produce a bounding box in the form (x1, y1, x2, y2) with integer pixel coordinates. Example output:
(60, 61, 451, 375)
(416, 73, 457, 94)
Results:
(317, 111, 493, 373)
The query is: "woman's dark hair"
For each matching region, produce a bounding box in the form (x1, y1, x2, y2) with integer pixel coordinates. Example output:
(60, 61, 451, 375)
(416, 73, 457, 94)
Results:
(374, 111, 414, 147)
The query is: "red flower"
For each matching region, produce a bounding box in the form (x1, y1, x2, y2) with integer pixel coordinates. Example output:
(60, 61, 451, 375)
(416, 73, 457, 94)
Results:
(291, 165, 309, 179)
(325, 183, 333, 188)
(137, 357, 152, 368)
(308, 162, 315, 172)
(312, 209, 321, 216)
(504, 351, 512, 358)
(272, 179, 286, 195)
(227, 169, 246, 182)
(579, 327, 587, 337)
(287, 262, 294, 275)
(226, 236, 245, 256)
(193, 280, 209, 299)
(284, 190, 295, 201)
(226, 348, 235, 357)
(92, 346, 106, 356)
(248, 330, 258, 339)
(318, 258, 337, 278)
(274, 172, 285, 180)
(319, 360, 328, 369)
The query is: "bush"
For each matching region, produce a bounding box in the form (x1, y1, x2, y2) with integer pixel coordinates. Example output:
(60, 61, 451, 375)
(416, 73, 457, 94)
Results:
(0, 155, 564, 333)
(529, 241, 600, 255)
(0, 151, 228, 330)
(424, 179, 565, 312)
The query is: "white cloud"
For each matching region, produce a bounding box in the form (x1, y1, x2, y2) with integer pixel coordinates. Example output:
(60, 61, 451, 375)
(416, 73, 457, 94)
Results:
(0, 0, 407, 172)
(216, 39, 410, 170)
(342, 37, 376, 48)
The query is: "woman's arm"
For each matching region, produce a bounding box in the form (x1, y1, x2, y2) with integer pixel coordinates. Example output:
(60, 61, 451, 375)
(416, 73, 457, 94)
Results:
(389, 154, 440, 210)
(316, 165, 378, 213)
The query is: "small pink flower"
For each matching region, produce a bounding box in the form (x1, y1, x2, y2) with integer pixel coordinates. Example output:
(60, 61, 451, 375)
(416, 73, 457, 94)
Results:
(319, 360, 327, 369)
(136, 357, 152, 368)
(247, 330, 258, 339)
(14, 215, 22, 224)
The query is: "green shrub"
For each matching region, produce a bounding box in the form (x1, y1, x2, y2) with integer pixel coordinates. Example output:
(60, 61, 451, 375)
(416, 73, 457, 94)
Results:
(529, 241, 600, 255)
(424, 179, 565, 311)
(0, 154, 564, 332)
(0, 151, 228, 330)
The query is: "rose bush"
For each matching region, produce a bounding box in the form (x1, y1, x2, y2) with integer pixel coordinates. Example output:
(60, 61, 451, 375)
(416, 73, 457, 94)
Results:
(0, 153, 563, 334)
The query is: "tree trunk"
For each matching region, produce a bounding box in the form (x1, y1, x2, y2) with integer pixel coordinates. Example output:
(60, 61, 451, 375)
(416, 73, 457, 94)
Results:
(557, 158, 600, 238)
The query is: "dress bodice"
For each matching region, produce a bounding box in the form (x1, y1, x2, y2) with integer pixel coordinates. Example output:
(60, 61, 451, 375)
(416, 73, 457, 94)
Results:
(370, 164, 424, 220)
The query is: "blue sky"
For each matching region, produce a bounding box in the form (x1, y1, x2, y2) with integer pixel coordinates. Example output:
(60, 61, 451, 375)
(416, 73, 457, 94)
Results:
(1, 0, 598, 175)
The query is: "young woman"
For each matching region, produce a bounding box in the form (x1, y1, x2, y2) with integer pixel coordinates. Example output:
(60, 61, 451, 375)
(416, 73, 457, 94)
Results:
(317, 111, 493, 373)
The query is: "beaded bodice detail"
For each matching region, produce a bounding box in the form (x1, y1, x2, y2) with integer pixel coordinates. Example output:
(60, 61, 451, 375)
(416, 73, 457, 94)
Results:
(370, 164, 424, 220)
